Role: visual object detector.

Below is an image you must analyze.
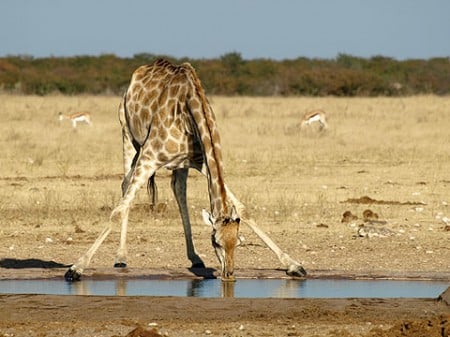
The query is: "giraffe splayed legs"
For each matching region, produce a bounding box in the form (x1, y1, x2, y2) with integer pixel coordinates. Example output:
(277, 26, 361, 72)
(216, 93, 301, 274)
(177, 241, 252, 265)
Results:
(65, 59, 240, 282)
(65, 59, 305, 282)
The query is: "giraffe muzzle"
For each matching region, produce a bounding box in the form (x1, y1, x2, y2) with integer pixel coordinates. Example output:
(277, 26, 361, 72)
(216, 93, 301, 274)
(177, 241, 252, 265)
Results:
(221, 271, 236, 282)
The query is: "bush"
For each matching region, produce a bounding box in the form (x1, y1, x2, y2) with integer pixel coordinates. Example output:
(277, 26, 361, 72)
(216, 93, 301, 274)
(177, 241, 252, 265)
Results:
(0, 53, 449, 96)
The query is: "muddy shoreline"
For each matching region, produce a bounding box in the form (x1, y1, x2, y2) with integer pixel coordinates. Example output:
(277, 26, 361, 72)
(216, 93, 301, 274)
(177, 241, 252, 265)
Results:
(1, 266, 449, 281)
(1, 267, 449, 337)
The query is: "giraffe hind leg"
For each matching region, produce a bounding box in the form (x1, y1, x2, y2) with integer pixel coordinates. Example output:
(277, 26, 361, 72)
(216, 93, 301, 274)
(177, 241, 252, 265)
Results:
(121, 140, 159, 210)
(147, 174, 158, 208)
(121, 129, 138, 196)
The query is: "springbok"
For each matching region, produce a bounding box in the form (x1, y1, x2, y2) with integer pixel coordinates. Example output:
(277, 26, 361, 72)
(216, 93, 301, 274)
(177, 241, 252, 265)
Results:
(300, 109, 328, 131)
(59, 111, 92, 128)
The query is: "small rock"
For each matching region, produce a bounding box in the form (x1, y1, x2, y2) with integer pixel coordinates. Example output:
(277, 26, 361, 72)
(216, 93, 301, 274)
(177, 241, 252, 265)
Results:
(75, 225, 85, 233)
(357, 225, 394, 238)
(125, 326, 163, 337)
(438, 286, 450, 305)
(341, 210, 358, 223)
(362, 209, 379, 221)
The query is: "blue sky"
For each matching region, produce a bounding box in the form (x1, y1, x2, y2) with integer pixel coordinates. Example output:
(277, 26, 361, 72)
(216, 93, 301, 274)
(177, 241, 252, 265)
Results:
(1, 0, 449, 60)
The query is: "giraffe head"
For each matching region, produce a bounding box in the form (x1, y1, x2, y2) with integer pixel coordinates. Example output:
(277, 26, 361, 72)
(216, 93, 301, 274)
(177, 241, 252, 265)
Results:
(202, 207, 240, 282)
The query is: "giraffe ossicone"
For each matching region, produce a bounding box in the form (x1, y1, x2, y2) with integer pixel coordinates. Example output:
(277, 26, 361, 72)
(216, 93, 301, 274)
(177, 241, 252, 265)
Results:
(65, 59, 305, 282)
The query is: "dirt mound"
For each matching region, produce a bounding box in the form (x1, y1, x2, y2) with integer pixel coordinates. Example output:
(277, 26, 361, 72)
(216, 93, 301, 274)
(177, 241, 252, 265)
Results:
(367, 315, 449, 337)
(342, 195, 426, 206)
(438, 286, 450, 306)
(123, 326, 163, 337)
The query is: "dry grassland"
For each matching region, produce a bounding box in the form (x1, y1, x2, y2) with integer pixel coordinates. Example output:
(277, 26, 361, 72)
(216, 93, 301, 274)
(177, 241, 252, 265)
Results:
(0, 94, 449, 276)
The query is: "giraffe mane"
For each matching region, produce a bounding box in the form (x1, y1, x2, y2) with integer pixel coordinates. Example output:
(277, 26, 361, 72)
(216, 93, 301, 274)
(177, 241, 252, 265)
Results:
(183, 63, 228, 214)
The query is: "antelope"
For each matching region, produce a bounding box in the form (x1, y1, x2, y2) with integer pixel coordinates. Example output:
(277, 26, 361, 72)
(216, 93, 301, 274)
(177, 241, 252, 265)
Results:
(300, 109, 328, 131)
(59, 111, 92, 128)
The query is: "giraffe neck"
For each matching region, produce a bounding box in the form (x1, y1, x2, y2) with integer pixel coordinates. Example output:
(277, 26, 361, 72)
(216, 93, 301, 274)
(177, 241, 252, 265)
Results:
(183, 63, 228, 218)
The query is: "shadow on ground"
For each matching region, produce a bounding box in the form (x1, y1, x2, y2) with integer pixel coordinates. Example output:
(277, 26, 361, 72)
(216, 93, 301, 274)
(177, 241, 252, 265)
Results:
(188, 267, 217, 279)
(0, 258, 70, 269)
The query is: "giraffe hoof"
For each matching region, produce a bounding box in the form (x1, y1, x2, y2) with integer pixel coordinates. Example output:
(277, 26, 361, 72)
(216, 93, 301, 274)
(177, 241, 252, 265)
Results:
(114, 262, 127, 268)
(64, 268, 82, 282)
(286, 264, 307, 278)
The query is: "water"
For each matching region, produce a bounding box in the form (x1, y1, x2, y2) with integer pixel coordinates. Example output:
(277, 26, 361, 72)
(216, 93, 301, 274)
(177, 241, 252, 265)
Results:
(0, 278, 448, 298)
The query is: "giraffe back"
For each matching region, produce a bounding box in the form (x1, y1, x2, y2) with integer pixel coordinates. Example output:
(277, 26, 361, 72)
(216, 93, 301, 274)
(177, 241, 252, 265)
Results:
(122, 59, 228, 216)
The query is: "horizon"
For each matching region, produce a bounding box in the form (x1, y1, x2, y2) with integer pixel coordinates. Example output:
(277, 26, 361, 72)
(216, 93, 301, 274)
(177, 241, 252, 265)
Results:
(1, 52, 448, 62)
(1, 1, 449, 61)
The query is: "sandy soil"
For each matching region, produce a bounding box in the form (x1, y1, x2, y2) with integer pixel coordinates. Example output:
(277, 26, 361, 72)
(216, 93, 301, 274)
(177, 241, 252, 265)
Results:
(0, 290, 448, 337)
(1, 95, 449, 336)
(1, 158, 449, 337)
(0, 266, 449, 337)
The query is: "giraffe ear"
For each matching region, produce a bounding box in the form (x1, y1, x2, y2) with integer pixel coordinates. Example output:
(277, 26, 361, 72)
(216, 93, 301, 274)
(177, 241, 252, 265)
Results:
(201, 209, 214, 227)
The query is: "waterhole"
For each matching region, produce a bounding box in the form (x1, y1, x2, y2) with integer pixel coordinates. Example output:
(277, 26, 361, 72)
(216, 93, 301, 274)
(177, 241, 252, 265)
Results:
(0, 278, 448, 298)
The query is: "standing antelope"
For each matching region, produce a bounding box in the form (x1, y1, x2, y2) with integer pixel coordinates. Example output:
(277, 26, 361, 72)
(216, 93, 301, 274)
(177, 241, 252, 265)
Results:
(300, 109, 328, 131)
(64, 59, 306, 282)
(59, 111, 92, 128)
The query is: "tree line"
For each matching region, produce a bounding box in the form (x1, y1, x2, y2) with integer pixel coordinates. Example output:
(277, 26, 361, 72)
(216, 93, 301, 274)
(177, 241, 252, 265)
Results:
(0, 52, 449, 96)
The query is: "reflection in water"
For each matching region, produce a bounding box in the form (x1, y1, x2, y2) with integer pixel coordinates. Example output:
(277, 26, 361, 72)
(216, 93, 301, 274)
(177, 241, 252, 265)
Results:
(187, 279, 206, 297)
(221, 281, 235, 298)
(0, 278, 448, 298)
(116, 278, 126, 296)
(272, 279, 306, 298)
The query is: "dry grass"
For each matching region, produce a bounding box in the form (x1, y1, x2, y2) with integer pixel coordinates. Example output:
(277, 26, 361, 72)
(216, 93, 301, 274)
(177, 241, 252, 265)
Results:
(0, 94, 449, 273)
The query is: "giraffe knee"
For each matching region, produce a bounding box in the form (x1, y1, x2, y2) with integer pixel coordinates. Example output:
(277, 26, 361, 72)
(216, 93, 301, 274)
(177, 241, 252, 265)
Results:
(110, 203, 128, 223)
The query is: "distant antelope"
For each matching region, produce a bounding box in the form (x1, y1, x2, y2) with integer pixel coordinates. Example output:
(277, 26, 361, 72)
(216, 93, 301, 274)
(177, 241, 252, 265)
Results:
(300, 109, 328, 131)
(59, 111, 92, 128)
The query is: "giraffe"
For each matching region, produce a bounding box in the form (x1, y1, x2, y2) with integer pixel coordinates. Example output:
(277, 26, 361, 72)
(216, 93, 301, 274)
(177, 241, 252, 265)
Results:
(65, 59, 239, 281)
(64, 59, 306, 282)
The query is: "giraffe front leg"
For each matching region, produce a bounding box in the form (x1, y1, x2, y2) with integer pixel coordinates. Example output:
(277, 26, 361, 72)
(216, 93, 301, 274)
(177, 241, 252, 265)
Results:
(171, 168, 205, 269)
(65, 225, 112, 281)
(113, 150, 159, 268)
(110, 202, 130, 268)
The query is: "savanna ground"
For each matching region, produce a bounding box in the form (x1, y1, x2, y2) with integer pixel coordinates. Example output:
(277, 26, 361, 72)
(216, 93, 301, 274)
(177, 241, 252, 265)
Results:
(0, 94, 449, 336)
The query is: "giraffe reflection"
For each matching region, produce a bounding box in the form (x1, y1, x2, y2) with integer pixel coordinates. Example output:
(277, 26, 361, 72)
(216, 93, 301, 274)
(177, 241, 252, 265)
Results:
(71, 278, 127, 296)
(221, 280, 235, 298)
